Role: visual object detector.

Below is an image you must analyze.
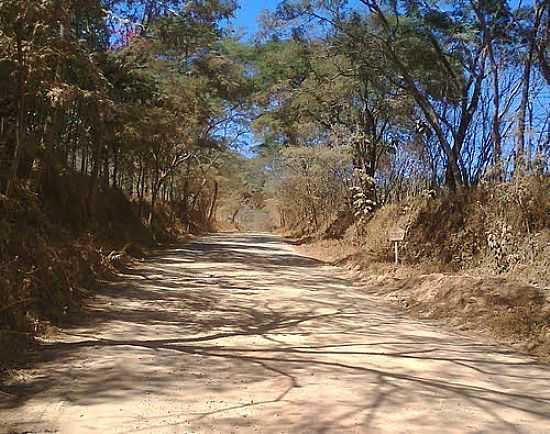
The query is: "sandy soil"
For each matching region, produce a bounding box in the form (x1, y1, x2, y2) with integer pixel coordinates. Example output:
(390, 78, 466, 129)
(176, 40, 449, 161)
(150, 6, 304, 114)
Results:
(1, 233, 549, 433)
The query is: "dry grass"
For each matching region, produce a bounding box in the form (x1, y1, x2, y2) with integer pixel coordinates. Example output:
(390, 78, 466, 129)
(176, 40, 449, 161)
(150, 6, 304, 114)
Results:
(295, 176, 550, 359)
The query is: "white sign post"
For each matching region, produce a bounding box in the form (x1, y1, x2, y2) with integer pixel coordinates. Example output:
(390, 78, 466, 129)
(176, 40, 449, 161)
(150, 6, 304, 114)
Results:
(389, 228, 406, 265)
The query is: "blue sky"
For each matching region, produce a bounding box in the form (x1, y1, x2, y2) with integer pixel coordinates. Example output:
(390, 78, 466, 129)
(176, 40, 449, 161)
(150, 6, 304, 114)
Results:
(230, 0, 527, 38)
(232, 0, 281, 38)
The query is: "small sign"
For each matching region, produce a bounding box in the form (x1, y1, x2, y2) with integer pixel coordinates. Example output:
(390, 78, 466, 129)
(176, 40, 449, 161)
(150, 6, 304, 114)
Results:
(389, 227, 406, 265)
(389, 228, 406, 242)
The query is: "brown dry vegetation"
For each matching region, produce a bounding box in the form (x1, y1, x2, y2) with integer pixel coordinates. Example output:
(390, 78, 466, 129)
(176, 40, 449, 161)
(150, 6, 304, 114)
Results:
(294, 177, 550, 359)
(1, 0, 549, 393)
(0, 0, 247, 371)
(0, 171, 208, 367)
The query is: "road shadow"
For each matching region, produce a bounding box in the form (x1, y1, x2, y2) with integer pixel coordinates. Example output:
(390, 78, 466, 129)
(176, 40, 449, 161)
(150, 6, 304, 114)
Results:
(1, 233, 549, 433)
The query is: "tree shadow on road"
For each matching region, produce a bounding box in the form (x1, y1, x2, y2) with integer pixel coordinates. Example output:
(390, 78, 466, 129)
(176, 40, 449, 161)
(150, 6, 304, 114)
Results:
(2, 234, 549, 433)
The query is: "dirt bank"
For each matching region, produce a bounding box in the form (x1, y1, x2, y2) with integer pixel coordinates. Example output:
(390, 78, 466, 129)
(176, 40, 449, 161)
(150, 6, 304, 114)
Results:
(296, 240, 550, 360)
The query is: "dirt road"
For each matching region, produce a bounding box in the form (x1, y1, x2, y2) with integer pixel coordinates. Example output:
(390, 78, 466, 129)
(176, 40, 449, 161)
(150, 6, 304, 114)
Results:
(1, 234, 549, 433)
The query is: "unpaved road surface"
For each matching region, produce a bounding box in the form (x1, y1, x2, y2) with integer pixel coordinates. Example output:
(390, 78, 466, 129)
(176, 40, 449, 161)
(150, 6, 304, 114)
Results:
(2, 234, 549, 433)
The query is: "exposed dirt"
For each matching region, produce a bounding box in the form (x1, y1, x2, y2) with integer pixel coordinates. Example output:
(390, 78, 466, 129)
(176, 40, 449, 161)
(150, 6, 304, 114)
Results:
(355, 273, 550, 358)
(1, 234, 549, 433)
(296, 240, 550, 360)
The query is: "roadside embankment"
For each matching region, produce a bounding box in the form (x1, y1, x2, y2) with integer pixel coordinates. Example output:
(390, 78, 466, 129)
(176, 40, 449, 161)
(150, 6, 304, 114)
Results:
(0, 171, 204, 367)
(293, 178, 550, 359)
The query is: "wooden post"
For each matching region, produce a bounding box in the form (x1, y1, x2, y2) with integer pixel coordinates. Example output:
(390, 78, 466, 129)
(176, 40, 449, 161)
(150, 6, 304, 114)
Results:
(395, 241, 399, 265)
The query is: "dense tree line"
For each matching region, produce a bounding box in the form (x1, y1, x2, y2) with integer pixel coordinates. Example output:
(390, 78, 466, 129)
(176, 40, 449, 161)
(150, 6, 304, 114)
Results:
(0, 0, 250, 228)
(245, 0, 549, 232)
(0, 1, 548, 235)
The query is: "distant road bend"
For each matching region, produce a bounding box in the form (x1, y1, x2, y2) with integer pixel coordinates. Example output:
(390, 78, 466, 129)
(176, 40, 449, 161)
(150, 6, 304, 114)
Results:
(2, 234, 549, 433)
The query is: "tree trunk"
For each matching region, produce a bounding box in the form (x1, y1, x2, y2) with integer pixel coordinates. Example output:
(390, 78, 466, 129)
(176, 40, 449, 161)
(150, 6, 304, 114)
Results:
(7, 35, 25, 195)
(87, 139, 102, 220)
(112, 144, 119, 189)
(149, 154, 161, 228)
(516, 4, 544, 174)
(150, 180, 158, 228)
(207, 180, 218, 223)
(489, 44, 502, 180)
(535, 2, 549, 85)
(138, 161, 145, 218)
(231, 207, 240, 225)
(367, 13, 466, 188)
(102, 147, 109, 190)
